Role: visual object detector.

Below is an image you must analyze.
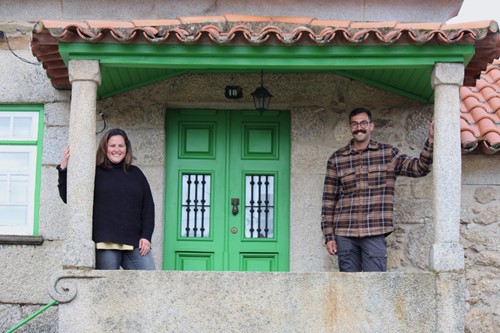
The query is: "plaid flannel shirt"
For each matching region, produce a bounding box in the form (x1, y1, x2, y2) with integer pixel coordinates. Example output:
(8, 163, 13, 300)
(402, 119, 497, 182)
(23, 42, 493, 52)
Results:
(321, 139, 433, 243)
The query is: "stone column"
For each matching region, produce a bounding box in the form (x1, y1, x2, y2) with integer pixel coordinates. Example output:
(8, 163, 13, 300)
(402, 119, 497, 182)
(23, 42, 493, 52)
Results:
(63, 60, 101, 269)
(429, 62, 464, 272)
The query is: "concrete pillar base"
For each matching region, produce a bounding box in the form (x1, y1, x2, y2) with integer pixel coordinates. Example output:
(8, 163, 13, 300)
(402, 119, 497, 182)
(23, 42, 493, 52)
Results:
(62, 239, 95, 269)
(429, 242, 464, 272)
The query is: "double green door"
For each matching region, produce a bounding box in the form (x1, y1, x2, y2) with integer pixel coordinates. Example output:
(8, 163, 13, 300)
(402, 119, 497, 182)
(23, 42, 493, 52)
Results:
(163, 109, 290, 271)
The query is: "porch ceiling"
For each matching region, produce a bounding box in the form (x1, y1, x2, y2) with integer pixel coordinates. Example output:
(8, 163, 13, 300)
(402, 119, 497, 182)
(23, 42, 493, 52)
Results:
(31, 15, 500, 103)
(56, 43, 474, 102)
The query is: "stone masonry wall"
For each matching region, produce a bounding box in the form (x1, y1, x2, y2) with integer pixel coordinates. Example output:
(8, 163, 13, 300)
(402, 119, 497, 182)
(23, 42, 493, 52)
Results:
(461, 156, 499, 333)
(0, 30, 67, 333)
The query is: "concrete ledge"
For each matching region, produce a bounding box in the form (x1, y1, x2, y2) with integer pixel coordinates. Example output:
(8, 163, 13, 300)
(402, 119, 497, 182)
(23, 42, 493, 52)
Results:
(53, 270, 464, 332)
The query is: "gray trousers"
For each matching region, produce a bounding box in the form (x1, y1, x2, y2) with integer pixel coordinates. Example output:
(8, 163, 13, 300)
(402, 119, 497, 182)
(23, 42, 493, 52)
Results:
(335, 235, 387, 272)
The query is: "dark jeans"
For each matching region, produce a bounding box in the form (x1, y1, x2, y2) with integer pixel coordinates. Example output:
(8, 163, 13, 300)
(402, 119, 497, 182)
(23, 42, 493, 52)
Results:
(96, 248, 156, 270)
(335, 235, 387, 272)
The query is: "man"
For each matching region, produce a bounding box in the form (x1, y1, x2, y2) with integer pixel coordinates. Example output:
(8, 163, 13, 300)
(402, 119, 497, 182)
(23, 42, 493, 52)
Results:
(321, 107, 434, 272)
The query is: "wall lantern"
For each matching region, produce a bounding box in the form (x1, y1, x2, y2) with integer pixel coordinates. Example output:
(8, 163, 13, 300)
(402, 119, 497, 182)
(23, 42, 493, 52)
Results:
(251, 70, 273, 111)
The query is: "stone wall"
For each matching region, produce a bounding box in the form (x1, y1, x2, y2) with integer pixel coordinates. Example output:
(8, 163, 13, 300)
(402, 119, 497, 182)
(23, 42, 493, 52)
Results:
(53, 270, 461, 333)
(461, 156, 500, 333)
(0, 32, 66, 333)
(0, 0, 462, 22)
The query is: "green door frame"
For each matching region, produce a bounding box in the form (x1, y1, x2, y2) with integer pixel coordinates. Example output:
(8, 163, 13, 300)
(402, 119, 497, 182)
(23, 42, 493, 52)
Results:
(164, 109, 291, 271)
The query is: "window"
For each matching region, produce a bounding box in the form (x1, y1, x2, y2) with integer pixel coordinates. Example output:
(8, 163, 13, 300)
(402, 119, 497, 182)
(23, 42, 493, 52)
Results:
(0, 105, 43, 235)
(181, 174, 211, 238)
(244, 175, 274, 238)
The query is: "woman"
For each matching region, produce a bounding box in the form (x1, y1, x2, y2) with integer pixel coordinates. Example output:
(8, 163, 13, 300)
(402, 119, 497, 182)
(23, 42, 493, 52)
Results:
(57, 128, 156, 270)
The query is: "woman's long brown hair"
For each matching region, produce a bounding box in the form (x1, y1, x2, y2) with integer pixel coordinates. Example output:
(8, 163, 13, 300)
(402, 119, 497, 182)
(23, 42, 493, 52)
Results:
(96, 128, 133, 170)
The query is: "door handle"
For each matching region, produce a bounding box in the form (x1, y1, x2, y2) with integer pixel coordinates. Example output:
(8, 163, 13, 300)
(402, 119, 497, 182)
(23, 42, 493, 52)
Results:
(231, 198, 240, 215)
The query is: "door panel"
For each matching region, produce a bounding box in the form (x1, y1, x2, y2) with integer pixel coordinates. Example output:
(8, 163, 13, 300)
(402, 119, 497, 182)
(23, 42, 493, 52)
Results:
(164, 109, 290, 271)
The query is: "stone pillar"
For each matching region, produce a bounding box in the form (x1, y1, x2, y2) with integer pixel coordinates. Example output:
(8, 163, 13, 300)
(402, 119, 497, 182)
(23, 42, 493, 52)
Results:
(429, 62, 464, 272)
(63, 60, 101, 269)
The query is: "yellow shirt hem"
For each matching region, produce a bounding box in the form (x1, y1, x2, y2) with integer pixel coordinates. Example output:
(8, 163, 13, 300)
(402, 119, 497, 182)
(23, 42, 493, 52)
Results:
(96, 242, 133, 250)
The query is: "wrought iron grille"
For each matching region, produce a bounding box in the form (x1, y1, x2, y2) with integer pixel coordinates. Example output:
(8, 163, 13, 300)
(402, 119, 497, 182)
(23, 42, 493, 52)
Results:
(245, 175, 274, 238)
(181, 174, 211, 238)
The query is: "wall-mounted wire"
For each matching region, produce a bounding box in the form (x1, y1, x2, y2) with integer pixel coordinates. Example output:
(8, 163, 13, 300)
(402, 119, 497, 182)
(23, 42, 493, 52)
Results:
(0, 31, 41, 66)
(96, 112, 107, 134)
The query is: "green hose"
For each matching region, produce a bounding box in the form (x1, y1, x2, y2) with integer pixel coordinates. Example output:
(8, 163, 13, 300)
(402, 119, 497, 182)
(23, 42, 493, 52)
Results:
(5, 299, 58, 333)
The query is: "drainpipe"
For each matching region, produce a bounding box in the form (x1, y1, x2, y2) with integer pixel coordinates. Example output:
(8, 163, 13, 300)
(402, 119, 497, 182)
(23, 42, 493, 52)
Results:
(63, 60, 101, 269)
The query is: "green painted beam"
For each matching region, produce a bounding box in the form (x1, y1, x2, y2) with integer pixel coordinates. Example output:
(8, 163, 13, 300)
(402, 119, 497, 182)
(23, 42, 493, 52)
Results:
(59, 44, 474, 69)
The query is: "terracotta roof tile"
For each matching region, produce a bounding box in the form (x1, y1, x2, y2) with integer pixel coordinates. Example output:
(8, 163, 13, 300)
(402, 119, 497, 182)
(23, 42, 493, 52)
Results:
(31, 17, 500, 88)
(460, 60, 500, 154)
(85, 20, 136, 28)
(349, 21, 399, 29)
(444, 20, 499, 30)
(39, 20, 88, 30)
(310, 19, 351, 28)
(460, 129, 478, 148)
(131, 19, 182, 26)
(394, 22, 444, 30)
(270, 16, 315, 24)
(224, 14, 271, 23)
(178, 16, 228, 24)
(488, 97, 500, 111)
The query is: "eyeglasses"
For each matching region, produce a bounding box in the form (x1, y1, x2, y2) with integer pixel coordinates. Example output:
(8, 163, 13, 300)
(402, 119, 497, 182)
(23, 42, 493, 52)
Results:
(350, 121, 371, 129)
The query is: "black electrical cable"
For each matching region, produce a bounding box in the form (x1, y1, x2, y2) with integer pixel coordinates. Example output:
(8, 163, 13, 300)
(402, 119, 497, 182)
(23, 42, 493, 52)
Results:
(0, 31, 41, 66)
(96, 113, 107, 134)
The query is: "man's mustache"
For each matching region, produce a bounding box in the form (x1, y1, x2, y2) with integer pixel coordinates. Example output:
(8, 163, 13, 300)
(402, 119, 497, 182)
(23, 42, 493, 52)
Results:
(353, 130, 366, 134)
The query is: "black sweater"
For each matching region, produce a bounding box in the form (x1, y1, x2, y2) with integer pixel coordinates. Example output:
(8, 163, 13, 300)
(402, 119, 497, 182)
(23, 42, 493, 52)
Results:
(57, 163, 155, 247)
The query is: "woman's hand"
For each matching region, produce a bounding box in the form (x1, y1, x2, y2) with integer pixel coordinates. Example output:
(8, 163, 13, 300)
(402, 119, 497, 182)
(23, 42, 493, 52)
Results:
(139, 238, 152, 256)
(60, 144, 70, 170)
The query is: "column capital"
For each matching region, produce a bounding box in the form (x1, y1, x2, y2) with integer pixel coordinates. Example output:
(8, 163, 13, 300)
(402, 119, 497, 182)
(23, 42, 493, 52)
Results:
(68, 60, 101, 85)
(431, 62, 464, 88)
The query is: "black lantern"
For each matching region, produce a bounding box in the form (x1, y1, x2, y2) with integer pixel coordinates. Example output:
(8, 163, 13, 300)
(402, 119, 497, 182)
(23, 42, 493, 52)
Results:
(251, 70, 273, 111)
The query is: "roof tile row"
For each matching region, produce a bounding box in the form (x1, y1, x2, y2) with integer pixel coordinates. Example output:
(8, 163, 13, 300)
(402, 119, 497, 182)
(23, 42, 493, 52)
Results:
(460, 60, 500, 154)
(31, 17, 500, 89)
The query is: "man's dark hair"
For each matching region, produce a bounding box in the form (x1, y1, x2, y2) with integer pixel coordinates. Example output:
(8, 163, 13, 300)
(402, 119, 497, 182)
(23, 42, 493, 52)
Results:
(349, 108, 372, 122)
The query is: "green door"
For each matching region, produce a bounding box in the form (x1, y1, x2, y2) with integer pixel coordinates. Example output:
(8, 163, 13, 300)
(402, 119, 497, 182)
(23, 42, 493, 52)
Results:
(163, 109, 290, 271)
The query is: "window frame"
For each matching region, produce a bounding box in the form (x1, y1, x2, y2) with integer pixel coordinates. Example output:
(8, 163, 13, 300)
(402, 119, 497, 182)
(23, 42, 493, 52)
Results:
(0, 105, 44, 236)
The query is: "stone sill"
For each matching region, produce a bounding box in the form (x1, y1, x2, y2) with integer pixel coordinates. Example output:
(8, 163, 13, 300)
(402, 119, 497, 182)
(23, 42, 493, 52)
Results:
(0, 235, 44, 245)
